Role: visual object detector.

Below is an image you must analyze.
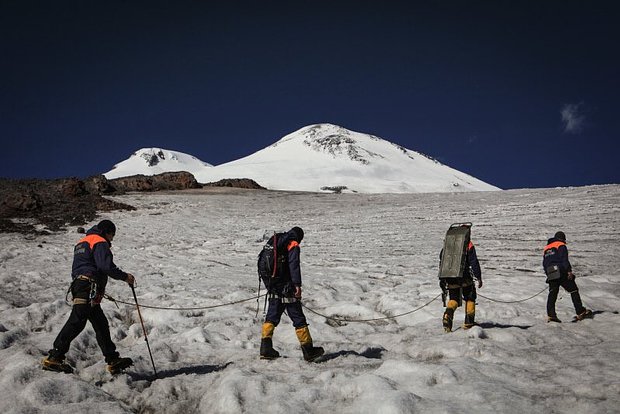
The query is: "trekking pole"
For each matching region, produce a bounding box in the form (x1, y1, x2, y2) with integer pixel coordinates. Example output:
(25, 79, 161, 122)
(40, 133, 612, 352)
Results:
(131, 285, 158, 379)
(255, 273, 261, 318)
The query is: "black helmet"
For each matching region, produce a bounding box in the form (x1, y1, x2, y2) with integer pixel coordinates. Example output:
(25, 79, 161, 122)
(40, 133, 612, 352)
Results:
(554, 231, 566, 242)
(98, 219, 116, 236)
(291, 226, 304, 242)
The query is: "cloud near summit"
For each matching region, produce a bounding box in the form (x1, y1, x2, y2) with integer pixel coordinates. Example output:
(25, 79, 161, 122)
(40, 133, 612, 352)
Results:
(560, 103, 586, 134)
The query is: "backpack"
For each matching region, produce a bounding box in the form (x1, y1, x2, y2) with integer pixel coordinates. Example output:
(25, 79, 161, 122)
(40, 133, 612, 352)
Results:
(257, 232, 289, 289)
(438, 223, 472, 282)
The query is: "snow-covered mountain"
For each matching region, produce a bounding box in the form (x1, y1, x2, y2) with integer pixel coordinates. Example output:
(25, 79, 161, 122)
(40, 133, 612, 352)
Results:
(195, 124, 499, 193)
(105, 125, 500, 193)
(104, 148, 212, 179)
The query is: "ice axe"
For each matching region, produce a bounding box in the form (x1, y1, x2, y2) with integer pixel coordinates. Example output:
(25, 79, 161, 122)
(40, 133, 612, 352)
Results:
(131, 284, 158, 379)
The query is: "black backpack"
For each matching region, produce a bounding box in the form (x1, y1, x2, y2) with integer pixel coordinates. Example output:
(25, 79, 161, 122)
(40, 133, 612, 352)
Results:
(257, 232, 289, 289)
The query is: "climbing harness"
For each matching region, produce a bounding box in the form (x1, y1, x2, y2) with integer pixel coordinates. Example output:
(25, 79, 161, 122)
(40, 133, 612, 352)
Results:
(65, 275, 99, 306)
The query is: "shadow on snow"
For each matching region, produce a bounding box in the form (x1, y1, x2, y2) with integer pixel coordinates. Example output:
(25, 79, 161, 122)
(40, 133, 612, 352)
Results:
(127, 362, 233, 381)
(318, 346, 385, 362)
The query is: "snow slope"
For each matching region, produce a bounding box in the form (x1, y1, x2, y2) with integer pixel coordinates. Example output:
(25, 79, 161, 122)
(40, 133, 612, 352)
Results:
(104, 148, 212, 179)
(195, 124, 499, 193)
(1, 184, 619, 413)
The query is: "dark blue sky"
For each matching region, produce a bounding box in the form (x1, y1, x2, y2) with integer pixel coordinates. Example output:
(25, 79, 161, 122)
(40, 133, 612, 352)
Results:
(1, 1, 618, 189)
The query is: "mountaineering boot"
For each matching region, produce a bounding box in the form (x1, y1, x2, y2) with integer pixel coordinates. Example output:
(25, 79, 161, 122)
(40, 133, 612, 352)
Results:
(260, 321, 280, 359)
(107, 357, 133, 374)
(547, 316, 562, 323)
(260, 338, 280, 360)
(41, 356, 74, 374)
(442, 300, 458, 332)
(301, 343, 325, 362)
(574, 309, 593, 321)
(295, 326, 324, 362)
(442, 312, 453, 332)
(463, 300, 476, 330)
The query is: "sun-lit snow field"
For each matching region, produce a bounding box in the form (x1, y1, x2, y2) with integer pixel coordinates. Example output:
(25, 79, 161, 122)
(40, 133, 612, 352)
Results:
(1, 185, 619, 413)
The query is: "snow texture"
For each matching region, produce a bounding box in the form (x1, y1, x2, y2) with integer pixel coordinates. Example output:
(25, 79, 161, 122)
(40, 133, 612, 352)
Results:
(0, 184, 619, 413)
(105, 124, 500, 193)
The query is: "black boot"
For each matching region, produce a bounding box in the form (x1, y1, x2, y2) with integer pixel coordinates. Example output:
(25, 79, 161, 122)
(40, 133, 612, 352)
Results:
(574, 309, 593, 321)
(41, 356, 73, 374)
(301, 343, 325, 362)
(260, 338, 280, 360)
(107, 357, 133, 374)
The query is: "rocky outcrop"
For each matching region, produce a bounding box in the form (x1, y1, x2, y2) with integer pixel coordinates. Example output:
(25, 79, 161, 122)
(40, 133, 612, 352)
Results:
(0, 177, 134, 234)
(203, 178, 265, 189)
(0, 172, 267, 234)
(108, 171, 202, 192)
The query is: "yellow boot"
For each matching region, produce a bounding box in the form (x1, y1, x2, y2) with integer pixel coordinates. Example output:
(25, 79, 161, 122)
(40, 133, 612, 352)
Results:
(442, 300, 458, 332)
(463, 301, 476, 329)
(260, 322, 280, 360)
(295, 326, 324, 362)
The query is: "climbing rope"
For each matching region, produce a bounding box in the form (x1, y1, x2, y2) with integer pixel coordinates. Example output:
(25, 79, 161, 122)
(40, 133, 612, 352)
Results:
(477, 286, 548, 304)
(102, 286, 550, 318)
(301, 293, 442, 323)
(103, 293, 266, 311)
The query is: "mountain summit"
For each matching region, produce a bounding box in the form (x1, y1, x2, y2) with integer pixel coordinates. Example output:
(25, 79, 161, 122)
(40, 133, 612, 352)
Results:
(193, 124, 499, 193)
(104, 148, 212, 179)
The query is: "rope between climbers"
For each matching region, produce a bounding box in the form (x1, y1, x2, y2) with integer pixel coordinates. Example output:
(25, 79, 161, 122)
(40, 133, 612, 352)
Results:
(104, 293, 266, 311)
(102, 286, 549, 314)
(301, 293, 442, 323)
(477, 286, 548, 304)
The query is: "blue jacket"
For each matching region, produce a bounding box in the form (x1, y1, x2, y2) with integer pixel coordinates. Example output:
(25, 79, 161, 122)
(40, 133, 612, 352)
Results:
(542, 237, 572, 274)
(72, 225, 128, 290)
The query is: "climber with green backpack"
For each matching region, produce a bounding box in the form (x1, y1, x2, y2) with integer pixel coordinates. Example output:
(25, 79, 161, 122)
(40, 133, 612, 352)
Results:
(438, 223, 483, 332)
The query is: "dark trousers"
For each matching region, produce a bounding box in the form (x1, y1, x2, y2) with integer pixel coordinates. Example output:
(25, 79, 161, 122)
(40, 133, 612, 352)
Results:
(447, 284, 477, 303)
(547, 276, 585, 317)
(50, 304, 119, 363)
(265, 298, 308, 329)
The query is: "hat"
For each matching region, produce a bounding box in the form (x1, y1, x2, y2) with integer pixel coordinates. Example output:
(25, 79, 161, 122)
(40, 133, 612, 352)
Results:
(98, 220, 116, 236)
(291, 226, 304, 242)
(554, 231, 566, 242)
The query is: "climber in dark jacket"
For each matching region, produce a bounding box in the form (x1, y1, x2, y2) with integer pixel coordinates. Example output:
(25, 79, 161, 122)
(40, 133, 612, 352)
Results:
(42, 220, 135, 374)
(260, 227, 324, 362)
(543, 231, 592, 323)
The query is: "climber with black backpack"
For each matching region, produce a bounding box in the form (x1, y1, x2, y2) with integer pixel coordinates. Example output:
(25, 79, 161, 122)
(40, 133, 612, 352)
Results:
(257, 226, 324, 362)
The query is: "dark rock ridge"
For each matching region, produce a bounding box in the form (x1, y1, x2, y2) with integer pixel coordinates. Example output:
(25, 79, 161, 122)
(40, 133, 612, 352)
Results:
(203, 178, 265, 189)
(108, 171, 202, 192)
(0, 177, 134, 234)
(1, 172, 266, 234)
